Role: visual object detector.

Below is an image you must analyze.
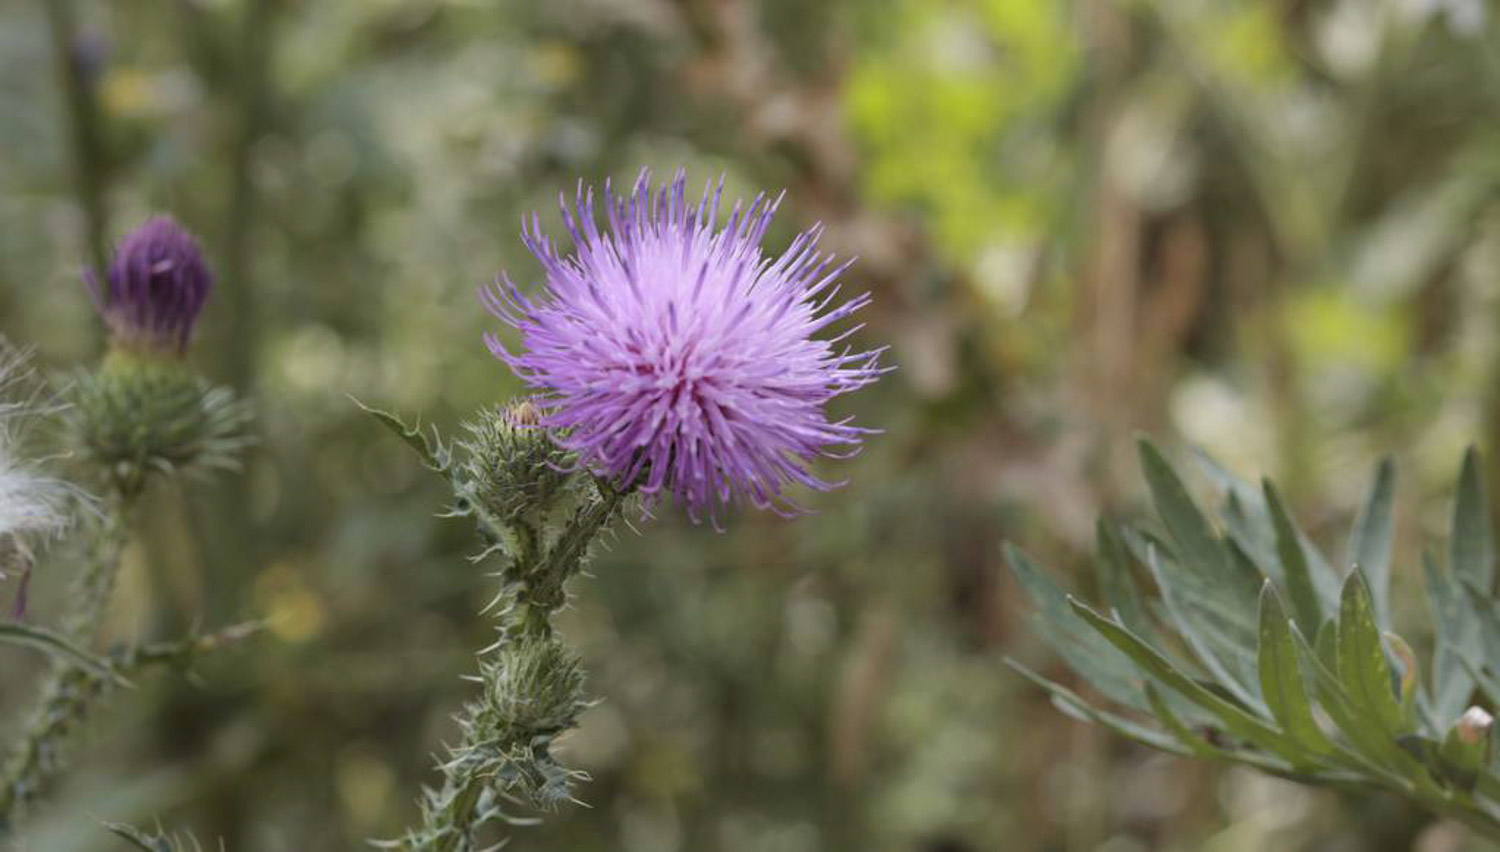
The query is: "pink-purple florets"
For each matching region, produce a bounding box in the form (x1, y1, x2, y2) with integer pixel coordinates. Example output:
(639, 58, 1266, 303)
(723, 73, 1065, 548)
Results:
(482, 171, 887, 522)
(87, 216, 213, 354)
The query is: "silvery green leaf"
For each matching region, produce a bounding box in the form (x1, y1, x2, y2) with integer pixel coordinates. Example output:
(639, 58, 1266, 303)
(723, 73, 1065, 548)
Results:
(1007, 543, 1156, 714)
(1347, 457, 1396, 628)
(1145, 543, 1264, 711)
(1263, 479, 1324, 636)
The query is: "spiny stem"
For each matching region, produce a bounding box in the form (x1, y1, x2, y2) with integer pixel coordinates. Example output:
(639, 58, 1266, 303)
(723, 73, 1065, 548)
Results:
(400, 476, 625, 852)
(0, 494, 132, 830)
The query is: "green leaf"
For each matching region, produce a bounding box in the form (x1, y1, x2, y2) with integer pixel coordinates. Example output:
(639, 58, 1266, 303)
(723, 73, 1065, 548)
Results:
(1314, 618, 1340, 676)
(1263, 479, 1324, 636)
(1068, 597, 1295, 758)
(353, 398, 446, 471)
(1347, 457, 1396, 628)
(1336, 573, 1409, 738)
(1257, 584, 1333, 758)
(1453, 446, 1494, 593)
(1289, 623, 1425, 784)
(0, 623, 126, 684)
(1145, 682, 1224, 758)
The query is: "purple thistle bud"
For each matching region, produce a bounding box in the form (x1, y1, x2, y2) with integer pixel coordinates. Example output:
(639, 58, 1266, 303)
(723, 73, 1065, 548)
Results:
(86, 216, 213, 354)
(483, 170, 889, 523)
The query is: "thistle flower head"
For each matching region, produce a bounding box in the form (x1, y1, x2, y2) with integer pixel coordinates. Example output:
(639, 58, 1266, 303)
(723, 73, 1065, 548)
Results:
(86, 216, 212, 354)
(482, 171, 887, 522)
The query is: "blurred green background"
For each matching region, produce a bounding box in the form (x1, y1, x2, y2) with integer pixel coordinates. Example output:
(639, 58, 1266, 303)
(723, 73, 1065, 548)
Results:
(3, 0, 1500, 849)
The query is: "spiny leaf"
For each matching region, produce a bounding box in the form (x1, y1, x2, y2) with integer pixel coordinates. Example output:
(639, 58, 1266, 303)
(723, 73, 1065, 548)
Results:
(1336, 573, 1409, 738)
(1347, 457, 1396, 628)
(353, 397, 445, 471)
(0, 623, 126, 684)
(1258, 584, 1333, 759)
(1263, 480, 1323, 637)
(103, 822, 203, 852)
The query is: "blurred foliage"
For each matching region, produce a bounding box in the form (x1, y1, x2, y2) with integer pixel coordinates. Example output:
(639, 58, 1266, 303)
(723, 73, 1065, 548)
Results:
(3, 0, 1500, 850)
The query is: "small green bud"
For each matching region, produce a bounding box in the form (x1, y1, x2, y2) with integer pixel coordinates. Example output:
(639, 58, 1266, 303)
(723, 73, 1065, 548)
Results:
(68, 355, 252, 495)
(1440, 705, 1493, 789)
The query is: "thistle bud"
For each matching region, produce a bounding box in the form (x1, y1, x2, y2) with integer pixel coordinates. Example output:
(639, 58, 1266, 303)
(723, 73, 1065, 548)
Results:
(68, 360, 251, 496)
(458, 399, 573, 527)
(86, 216, 212, 355)
(477, 636, 586, 737)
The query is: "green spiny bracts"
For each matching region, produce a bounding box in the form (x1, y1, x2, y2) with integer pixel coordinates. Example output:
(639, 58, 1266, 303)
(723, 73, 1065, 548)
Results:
(67, 354, 252, 496)
(456, 399, 575, 531)
(477, 635, 586, 741)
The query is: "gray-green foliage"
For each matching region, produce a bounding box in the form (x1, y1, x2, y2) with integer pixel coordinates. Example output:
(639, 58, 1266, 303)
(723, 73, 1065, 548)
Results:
(1013, 440, 1500, 839)
(365, 400, 624, 852)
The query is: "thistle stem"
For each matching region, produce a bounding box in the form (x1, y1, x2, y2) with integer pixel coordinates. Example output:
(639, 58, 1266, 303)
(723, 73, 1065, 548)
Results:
(41, 0, 111, 295)
(399, 477, 624, 852)
(0, 493, 133, 831)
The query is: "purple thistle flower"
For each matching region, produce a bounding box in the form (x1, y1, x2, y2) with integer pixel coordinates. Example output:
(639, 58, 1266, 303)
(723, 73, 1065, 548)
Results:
(86, 216, 213, 354)
(482, 171, 888, 522)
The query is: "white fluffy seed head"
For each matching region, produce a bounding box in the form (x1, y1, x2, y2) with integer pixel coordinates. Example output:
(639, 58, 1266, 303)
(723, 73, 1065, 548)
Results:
(0, 341, 74, 567)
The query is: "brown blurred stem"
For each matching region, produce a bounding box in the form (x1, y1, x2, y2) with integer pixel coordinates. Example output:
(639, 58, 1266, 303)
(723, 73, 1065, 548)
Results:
(194, 0, 279, 623)
(42, 0, 111, 300)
